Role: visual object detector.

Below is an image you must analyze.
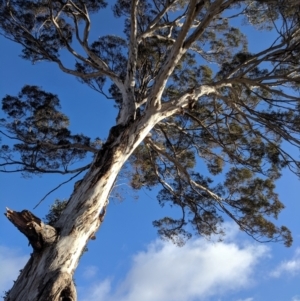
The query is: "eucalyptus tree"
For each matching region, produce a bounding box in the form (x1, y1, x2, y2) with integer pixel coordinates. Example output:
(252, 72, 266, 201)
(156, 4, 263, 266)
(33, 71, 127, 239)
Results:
(1, 0, 300, 300)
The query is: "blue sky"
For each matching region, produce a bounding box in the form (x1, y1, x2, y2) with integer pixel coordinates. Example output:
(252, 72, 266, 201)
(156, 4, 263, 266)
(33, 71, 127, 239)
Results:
(1, 4, 300, 301)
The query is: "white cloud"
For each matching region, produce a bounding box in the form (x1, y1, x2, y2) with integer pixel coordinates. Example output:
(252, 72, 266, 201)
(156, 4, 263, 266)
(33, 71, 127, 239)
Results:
(84, 279, 112, 300)
(81, 226, 268, 301)
(292, 296, 300, 301)
(270, 247, 300, 278)
(0, 246, 28, 295)
(82, 265, 98, 280)
(236, 298, 253, 301)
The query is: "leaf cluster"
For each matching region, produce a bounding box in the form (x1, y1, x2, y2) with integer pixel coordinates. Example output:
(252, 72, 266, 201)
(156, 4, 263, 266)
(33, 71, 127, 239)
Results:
(0, 0, 107, 62)
(44, 198, 68, 226)
(1, 0, 300, 247)
(0, 85, 99, 175)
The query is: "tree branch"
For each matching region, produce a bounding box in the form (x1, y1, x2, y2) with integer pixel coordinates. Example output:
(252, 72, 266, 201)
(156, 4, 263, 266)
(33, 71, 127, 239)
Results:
(183, 0, 236, 49)
(146, 0, 200, 109)
(145, 137, 223, 202)
(33, 169, 86, 209)
(0, 161, 91, 175)
(5, 208, 57, 251)
(118, 0, 139, 125)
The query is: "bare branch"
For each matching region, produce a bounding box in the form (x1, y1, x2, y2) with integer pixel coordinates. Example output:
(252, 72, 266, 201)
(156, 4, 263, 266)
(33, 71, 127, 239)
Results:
(145, 137, 223, 202)
(0, 161, 91, 175)
(33, 169, 86, 209)
(183, 0, 236, 49)
(147, 0, 201, 109)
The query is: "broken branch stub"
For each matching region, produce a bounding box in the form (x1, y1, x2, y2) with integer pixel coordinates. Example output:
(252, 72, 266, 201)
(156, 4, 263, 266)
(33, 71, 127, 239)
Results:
(5, 208, 57, 251)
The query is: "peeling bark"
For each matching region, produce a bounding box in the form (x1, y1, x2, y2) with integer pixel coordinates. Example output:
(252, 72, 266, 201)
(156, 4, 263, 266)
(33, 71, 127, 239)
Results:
(4, 111, 162, 301)
(1, 0, 299, 299)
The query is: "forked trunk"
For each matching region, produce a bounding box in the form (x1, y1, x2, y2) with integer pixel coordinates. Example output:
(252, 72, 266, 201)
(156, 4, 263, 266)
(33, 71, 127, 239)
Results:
(5, 110, 161, 301)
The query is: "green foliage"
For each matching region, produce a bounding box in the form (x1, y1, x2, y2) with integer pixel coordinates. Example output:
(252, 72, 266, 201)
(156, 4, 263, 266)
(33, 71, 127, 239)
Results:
(0, 0, 107, 63)
(1, 0, 300, 247)
(76, 35, 128, 97)
(0, 85, 99, 174)
(44, 199, 68, 226)
(224, 167, 292, 246)
(154, 172, 225, 245)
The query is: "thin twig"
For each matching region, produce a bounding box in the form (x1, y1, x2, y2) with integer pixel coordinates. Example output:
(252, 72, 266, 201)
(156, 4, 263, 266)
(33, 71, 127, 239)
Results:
(33, 170, 85, 209)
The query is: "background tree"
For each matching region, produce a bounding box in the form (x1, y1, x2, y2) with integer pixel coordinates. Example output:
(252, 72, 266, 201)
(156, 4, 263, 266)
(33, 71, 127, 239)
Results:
(0, 0, 300, 300)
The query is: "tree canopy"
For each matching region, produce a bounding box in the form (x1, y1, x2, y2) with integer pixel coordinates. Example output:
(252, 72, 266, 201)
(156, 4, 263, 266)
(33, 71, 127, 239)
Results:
(1, 0, 300, 249)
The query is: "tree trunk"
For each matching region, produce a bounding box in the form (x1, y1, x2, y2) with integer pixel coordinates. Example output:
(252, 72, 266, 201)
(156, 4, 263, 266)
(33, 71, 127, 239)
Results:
(5, 111, 161, 301)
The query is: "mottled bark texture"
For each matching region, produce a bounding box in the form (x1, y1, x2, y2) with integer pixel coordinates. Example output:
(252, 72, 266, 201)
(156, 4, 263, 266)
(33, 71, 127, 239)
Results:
(1, 0, 299, 299)
(5, 208, 76, 301)
(4, 111, 161, 301)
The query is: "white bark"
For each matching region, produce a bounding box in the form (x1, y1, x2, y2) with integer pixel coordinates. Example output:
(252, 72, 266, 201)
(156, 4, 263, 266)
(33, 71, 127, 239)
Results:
(146, 0, 199, 109)
(3, 2, 261, 300)
(5, 108, 162, 301)
(118, 0, 139, 125)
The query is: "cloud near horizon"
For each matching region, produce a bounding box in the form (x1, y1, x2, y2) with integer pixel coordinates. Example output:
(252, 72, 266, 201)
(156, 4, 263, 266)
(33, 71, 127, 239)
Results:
(270, 247, 300, 278)
(0, 245, 28, 295)
(80, 225, 269, 301)
(82, 265, 99, 280)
